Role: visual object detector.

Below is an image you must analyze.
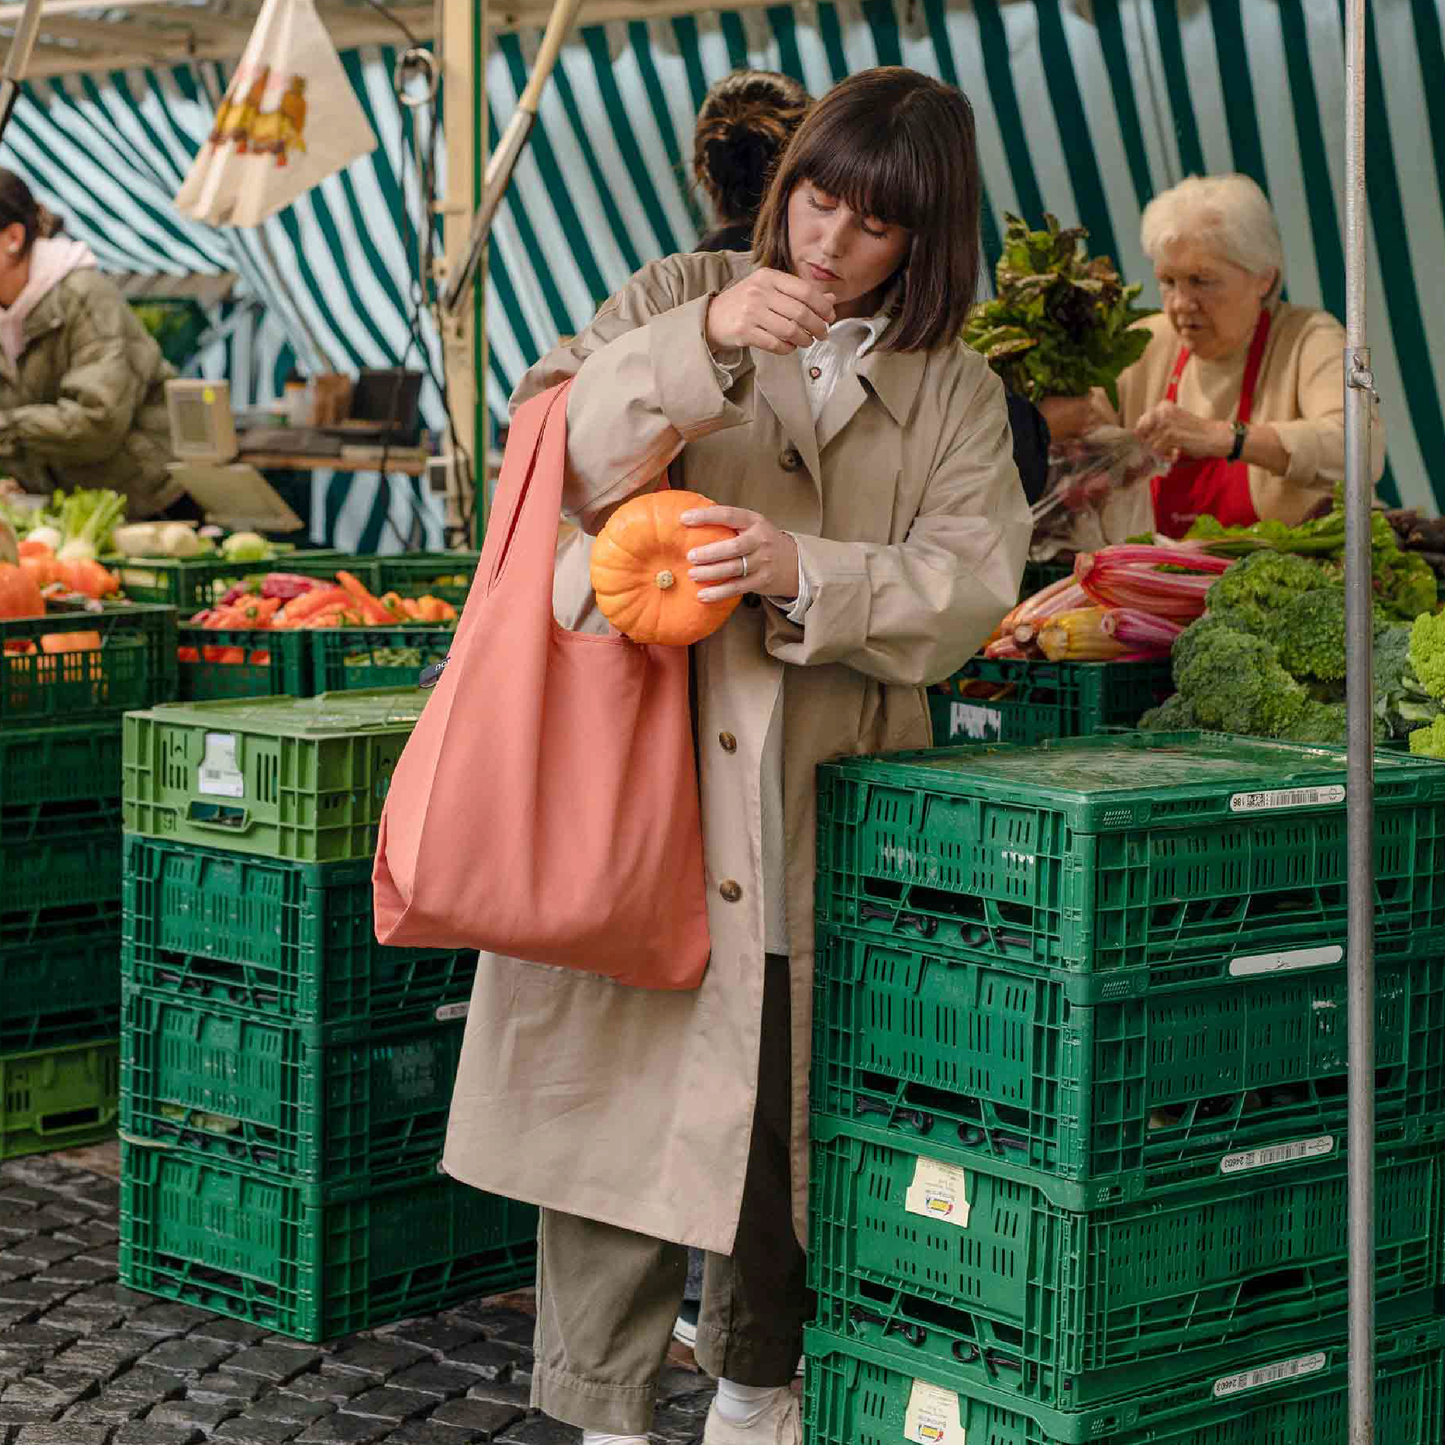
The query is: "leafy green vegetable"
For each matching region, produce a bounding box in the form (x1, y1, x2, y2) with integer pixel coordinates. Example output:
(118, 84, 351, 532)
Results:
(53, 488, 127, 556)
(961, 213, 1154, 407)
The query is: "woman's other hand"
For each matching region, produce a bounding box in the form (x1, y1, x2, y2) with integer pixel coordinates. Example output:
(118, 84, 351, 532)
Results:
(1133, 400, 1233, 462)
(705, 269, 836, 355)
(681, 504, 801, 602)
(1037, 394, 1106, 444)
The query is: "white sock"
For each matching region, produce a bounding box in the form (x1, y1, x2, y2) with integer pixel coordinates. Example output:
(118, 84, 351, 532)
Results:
(714, 1378, 790, 1427)
(581, 1434, 649, 1445)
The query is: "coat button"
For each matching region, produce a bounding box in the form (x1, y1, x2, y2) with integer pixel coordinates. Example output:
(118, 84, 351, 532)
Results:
(719, 879, 743, 902)
(718, 732, 737, 752)
(808, 366, 822, 380)
(779, 446, 802, 472)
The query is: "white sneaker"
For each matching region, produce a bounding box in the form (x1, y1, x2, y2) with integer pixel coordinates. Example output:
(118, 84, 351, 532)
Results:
(701, 1391, 802, 1444)
(673, 1299, 700, 1348)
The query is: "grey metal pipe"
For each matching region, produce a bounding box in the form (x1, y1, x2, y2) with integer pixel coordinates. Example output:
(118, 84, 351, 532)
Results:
(1343, 2, 1376, 1442)
(0, 0, 45, 144)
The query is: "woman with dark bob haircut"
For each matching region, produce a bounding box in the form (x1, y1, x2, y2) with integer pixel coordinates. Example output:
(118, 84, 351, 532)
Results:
(441, 68, 1029, 1445)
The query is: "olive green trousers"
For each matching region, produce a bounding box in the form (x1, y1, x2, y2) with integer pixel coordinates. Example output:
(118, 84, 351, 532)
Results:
(530, 956, 808, 1434)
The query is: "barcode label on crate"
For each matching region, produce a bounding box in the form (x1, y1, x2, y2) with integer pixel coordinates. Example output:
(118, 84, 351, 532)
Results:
(198, 733, 244, 799)
(945, 702, 1001, 742)
(1230, 945, 1343, 977)
(1213, 1351, 1327, 1399)
(1229, 785, 1345, 814)
(435, 1002, 469, 1022)
(904, 1157, 971, 1227)
(1220, 1136, 1335, 1175)
(904, 1379, 967, 1444)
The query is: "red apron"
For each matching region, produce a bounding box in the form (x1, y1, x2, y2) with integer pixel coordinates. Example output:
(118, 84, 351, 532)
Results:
(1150, 310, 1271, 538)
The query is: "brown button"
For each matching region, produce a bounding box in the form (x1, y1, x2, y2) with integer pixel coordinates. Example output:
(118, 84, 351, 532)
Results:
(718, 732, 737, 752)
(779, 446, 802, 472)
(719, 879, 743, 902)
(808, 366, 823, 380)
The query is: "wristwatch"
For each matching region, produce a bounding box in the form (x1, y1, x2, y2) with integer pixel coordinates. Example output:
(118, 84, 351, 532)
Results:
(1227, 422, 1248, 462)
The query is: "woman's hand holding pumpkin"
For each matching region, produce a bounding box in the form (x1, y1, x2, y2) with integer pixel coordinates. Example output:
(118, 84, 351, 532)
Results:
(705, 269, 836, 356)
(682, 504, 801, 603)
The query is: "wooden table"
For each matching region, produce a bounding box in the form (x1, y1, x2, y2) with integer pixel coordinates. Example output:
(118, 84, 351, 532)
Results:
(237, 450, 429, 477)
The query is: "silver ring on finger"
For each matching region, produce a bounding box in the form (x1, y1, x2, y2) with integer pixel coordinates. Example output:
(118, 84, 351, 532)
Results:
(739, 554, 748, 579)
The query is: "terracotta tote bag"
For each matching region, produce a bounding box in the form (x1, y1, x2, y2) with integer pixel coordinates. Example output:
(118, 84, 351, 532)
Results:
(372, 381, 711, 990)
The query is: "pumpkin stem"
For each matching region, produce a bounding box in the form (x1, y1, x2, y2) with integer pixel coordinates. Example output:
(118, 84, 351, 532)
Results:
(655, 569, 676, 590)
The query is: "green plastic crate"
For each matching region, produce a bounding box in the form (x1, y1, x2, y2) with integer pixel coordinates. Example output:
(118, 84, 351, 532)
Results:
(120, 989, 466, 1198)
(375, 551, 479, 606)
(121, 837, 476, 1030)
(811, 928, 1445, 1205)
(0, 602, 177, 725)
(0, 723, 122, 833)
(122, 688, 427, 862)
(817, 731, 1445, 981)
(176, 627, 310, 702)
(1019, 557, 1074, 602)
(1, 826, 121, 923)
(119, 1146, 538, 1342)
(113, 549, 360, 612)
(309, 625, 454, 694)
(802, 1323, 1445, 1445)
(927, 657, 1175, 745)
(0, 1039, 119, 1159)
(0, 910, 121, 1053)
(809, 1115, 1445, 1411)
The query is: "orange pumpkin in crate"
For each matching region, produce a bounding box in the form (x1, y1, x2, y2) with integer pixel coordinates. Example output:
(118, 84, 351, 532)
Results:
(590, 490, 741, 646)
(0, 561, 44, 620)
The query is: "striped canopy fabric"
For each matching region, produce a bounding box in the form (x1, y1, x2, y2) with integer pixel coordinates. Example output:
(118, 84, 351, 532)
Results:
(0, 44, 448, 552)
(1, 1, 1441, 536)
(485, 0, 1445, 513)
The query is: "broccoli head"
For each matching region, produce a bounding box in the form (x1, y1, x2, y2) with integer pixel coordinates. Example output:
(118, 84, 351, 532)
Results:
(1205, 551, 1329, 631)
(1174, 629, 1309, 737)
(1275, 587, 1348, 683)
(1409, 715, 1445, 759)
(1409, 610, 1445, 699)
(1171, 610, 1271, 690)
(1139, 693, 1200, 732)
(1276, 700, 1349, 746)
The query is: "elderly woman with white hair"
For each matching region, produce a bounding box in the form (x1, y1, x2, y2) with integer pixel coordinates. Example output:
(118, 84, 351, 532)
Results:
(1101, 172, 1384, 537)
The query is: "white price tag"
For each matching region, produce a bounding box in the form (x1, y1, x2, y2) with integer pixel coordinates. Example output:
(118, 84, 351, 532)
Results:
(904, 1158, 971, 1228)
(435, 1002, 469, 1022)
(947, 702, 1001, 742)
(198, 732, 244, 799)
(1229, 785, 1344, 814)
(1229, 945, 1343, 977)
(1220, 1136, 1335, 1175)
(1214, 1351, 1327, 1398)
(904, 1379, 966, 1444)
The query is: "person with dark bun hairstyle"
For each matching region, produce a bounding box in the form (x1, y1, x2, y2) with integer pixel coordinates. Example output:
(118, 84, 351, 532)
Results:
(0, 167, 184, 518)
(693, 70, 810, 254)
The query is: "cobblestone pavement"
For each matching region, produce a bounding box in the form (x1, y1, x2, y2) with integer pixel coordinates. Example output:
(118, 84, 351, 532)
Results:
(0, 1152, 718, 1445)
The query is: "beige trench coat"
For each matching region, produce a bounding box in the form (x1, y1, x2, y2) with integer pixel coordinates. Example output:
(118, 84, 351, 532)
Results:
(442, 251, 1030, 1253)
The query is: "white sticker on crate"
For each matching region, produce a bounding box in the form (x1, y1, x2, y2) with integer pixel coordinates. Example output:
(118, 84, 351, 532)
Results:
(904, 1158, 971, 1227)
(435, 1002, 469, 1022)
(904, 1379, 967, 1444)
(1213, 1350, 1327, 1399)
(198, 732, 244, 799)
(1219, 1136, 1335, 1175)
(1228, 784, 1345, 813)
(948, 702, 1001, 742)
(1229, 945, 1343, 977)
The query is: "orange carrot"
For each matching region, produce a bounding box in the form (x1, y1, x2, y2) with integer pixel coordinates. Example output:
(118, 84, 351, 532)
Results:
(335, 570, 394, 625)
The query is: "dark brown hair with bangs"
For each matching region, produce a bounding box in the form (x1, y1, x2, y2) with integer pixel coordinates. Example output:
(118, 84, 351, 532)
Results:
(751, 67, 981, 352)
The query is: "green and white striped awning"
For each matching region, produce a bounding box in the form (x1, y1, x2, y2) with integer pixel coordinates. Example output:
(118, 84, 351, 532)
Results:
(483, 0, 1445, 513)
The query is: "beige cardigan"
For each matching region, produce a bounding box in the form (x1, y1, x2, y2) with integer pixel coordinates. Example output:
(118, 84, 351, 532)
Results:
(1086, 302, 1385, 542)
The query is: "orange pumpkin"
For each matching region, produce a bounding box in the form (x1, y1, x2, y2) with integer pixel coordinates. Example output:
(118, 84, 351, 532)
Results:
(589, 490, 742, 646)
(0, 561, 44, 620)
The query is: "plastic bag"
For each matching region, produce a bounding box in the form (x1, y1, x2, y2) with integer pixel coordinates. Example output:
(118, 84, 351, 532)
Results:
(1030, 426, 1170, 559)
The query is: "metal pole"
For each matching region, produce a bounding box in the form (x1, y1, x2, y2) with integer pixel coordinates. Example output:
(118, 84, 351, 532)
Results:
(1343, 2, 1377, 1442)
(0, 0, 45, 145)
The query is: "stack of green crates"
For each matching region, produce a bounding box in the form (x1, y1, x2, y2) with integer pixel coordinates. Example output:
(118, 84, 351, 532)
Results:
(0, 601, 178, 1160)
(808, 730, 1445, 1443)
(117, 689, 538, 1341)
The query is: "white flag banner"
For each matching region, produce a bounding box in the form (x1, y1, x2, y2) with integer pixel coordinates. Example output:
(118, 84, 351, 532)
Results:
(175, 0, 377, 227)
